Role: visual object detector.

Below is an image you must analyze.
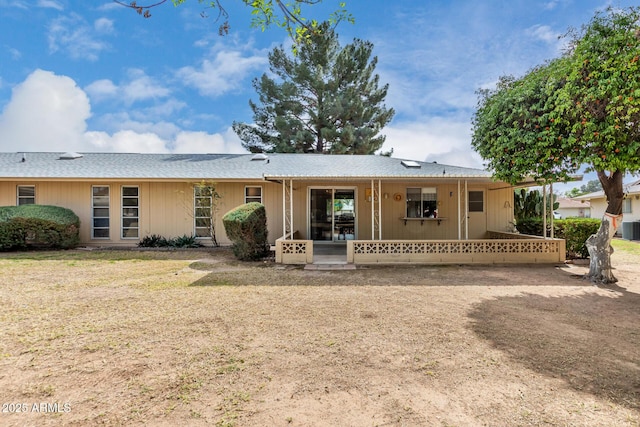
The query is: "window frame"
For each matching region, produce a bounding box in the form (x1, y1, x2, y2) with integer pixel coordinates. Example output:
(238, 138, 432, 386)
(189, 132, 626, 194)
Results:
(194, 186, 213, 239)
(17, 185, 36, 205)
(622, 198, 632, 214)
(244, 186, 263, 204)
(92, 185, 110, 240)
(468, 190, 485, 213)
(406, 187, 438, 218)
(121, 186, 140, 239)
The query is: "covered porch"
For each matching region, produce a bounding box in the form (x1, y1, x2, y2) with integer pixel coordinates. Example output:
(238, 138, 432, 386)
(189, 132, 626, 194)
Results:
(272, 176, 566, 266)
(276, 232, 566, 265)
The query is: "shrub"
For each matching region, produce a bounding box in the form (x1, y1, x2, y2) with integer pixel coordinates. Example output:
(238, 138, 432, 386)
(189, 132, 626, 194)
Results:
(169, 234, 202, 248)
(516, 217, 601, 259)
(138, 234, 202, 248)
(138, 234, 169, 247)
(222, 202, 269, 261)
(0, 205, 80, 250)
(560, 218, 601, 259)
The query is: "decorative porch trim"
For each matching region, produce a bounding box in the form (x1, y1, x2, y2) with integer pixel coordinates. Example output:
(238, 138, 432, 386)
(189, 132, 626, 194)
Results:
(275, 232, 312, 264)
(346, 236, 565, 264)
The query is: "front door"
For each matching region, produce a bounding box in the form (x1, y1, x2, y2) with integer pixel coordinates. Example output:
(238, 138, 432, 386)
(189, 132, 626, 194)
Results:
(467, 189, 486, 239)
(309, 188, 356, 242)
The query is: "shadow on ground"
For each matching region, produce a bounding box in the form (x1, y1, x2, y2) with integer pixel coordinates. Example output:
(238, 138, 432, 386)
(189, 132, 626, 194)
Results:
(468, 284, 640, 410)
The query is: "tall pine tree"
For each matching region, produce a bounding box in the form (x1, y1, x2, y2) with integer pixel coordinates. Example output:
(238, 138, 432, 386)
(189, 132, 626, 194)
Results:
(233, 23, 395, 154)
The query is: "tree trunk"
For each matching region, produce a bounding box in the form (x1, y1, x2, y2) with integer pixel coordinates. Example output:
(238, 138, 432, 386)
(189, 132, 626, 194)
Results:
(585, 170, 624, 284)
(585, 213, 621, 283)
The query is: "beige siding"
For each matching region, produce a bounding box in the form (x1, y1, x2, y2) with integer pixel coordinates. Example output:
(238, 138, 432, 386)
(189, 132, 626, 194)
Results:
(486, 185, 514, 232)
(283, 181, 515, 241)
(1, 178, 515, 246)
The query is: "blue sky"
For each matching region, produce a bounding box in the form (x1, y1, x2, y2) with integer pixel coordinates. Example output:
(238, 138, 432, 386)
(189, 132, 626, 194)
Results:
(0, 0, 637, 190)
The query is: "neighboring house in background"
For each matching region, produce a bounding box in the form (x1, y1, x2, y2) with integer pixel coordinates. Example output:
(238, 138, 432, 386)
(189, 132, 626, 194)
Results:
(0, 152, 566, 264)
(575, 179, 640, 237)
(556, 197, 591, 219)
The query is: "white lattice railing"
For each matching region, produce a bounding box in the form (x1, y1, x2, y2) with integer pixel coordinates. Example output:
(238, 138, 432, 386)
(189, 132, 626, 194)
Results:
(275, 233, 312, 264)
(347, 238, 565, 264)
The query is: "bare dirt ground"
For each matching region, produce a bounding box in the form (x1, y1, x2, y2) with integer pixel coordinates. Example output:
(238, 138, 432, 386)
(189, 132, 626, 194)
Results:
(0, 241, 639, 427)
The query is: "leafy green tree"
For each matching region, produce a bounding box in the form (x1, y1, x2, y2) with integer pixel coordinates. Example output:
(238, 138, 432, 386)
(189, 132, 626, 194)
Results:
(116, 0, 353, 42)
(233, 23, 395, 154)
(472, 7, 640, 284)
(565, 179, 602, 198)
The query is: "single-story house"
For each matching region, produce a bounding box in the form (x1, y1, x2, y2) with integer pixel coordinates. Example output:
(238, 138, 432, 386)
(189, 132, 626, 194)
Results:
(556, 197, 591, 219)
(0, 152, 565, 264)
(575, 178, 640, 239)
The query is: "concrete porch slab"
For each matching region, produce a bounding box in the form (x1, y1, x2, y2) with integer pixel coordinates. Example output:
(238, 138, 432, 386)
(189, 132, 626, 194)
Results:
(304, 264, 356, 270)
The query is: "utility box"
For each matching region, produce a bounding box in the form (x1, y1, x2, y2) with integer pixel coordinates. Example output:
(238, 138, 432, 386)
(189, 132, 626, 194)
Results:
(622, 221, 640, 240)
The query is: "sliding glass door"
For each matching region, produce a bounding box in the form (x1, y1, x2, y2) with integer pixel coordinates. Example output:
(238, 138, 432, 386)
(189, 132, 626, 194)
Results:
(309, 188, 356, 242)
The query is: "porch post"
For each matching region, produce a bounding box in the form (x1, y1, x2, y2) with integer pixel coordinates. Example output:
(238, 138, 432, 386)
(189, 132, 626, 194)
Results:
(457, 180, 461, 240)
(282, 180, 286, 238)
(290, 179, 294, 239)
(543, 184, 547, 238)
(550, 183, 554, 239)
(281, 179, 293, 239)
(371, 179, 375, 240)
(465, 180, 469, 240)
(377, 179, 382, 240)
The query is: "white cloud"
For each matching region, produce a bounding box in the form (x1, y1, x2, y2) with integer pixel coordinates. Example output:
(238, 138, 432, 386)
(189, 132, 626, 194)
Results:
(0, 69, 246, 155)
(381, 118, 483, 169)
(526, 24, 560, 44)
(7, 46, 21, 60)
(1, 1, 28, 10)
(176, 49, 268, 97)
(544, 0, 560, 10)
(121, 69, 171, 104)
(84, 79, 118, 100)
(85, 130, 168, 153)
(171, 128, 246, 153)
(0, 69, 90, 151)
(48, 13, 110, 61)
(94, 17, 114, 34)
(36, 0, 62, 10)
(85, 70, 171, 105)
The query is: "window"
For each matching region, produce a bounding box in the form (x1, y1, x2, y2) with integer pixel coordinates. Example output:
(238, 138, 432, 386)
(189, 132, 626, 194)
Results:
(194, 186, 213, 238)
(622, 198, 632, 214)
(468, 191, 484, 212)
(17, 185, 35, 205)
(245, 186, 262, 204)
(122, 186, 139, 239)
(92, 186, 110, 239)
(406, 187, 437, 218)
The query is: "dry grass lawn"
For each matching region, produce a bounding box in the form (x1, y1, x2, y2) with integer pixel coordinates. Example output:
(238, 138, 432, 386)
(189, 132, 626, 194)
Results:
(0, 240, 639, 426)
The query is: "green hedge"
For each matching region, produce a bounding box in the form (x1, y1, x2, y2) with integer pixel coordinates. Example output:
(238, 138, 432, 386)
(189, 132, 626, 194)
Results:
(0, 205, 80, 250)
(222, 202, 269, 261)
(516, 217, 601, 259)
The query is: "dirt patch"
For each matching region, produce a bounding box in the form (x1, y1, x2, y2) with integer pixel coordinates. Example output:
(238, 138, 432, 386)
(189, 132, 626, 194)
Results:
(0, 243, 638, 426)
